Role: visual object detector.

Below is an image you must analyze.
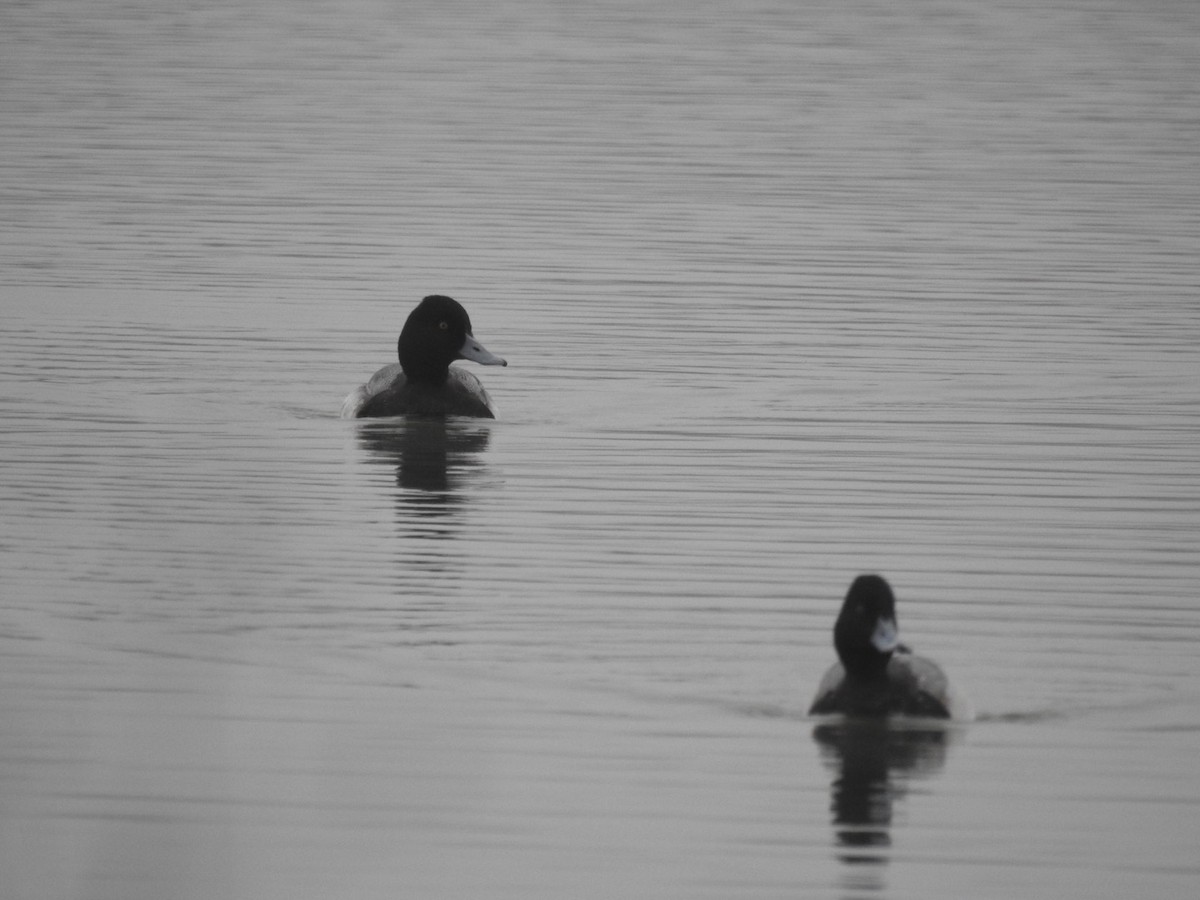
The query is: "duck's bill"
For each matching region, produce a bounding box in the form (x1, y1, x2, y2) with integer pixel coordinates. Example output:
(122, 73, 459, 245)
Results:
(870, 616, 900, 653)
(458, 335, 507, 367)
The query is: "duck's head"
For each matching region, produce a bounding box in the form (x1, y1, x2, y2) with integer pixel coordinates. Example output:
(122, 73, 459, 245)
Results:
(833, 574, 901, 678)
(398, 295, 507, 383)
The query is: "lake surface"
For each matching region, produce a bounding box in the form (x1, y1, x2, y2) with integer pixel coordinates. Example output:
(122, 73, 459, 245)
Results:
(2, 1, 1199, 898)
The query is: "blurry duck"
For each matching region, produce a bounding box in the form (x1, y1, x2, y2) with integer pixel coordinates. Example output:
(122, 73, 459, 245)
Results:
(809, 574, 967, 719)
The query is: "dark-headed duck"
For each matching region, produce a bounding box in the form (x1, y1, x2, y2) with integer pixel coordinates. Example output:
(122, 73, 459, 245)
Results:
(341, 295, 507, 419)
(809, 574, 967, 720)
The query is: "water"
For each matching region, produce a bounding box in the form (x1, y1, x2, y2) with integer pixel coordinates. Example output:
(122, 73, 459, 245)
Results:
(2, 1, 1199, 897)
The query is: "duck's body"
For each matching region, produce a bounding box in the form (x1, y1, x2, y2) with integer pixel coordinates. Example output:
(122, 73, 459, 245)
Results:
(342, 295, 506, 420)
(342, 364, 498, 419)
(809, 575, 963, 720)
(809, 649, 953, 718)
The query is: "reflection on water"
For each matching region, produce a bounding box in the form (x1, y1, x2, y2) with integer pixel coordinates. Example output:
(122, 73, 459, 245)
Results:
(813, 720, 954, 892)
(355, 418, 495, 585)
(357, 418, 493, 504)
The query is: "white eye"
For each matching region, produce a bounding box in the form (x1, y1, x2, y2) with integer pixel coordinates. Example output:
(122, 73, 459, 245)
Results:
(438, 321, 449, 330)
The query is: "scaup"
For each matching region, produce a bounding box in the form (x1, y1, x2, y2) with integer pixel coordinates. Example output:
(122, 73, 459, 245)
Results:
(341, 295, 507, 419)
(809, 574, 963, 719)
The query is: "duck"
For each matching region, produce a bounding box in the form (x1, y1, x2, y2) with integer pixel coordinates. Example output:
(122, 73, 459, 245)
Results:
(341, 295, 507, 419)
(809, 574, 962, 719)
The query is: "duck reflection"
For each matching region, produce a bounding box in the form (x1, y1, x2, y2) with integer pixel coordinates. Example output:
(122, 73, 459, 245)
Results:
(812, 719, 954, 889)
(356, 418, 492, 524)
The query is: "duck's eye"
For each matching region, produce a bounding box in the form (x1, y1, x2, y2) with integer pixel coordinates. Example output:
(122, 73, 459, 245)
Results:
(438, 321, 449, 331)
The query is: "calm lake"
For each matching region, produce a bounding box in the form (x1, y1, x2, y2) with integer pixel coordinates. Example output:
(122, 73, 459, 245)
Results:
(2, 1, 1199, 898)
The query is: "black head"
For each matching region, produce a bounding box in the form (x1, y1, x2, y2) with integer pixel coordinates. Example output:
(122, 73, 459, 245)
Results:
(397, 295, 503, 384)
(833, 574, 901, 679)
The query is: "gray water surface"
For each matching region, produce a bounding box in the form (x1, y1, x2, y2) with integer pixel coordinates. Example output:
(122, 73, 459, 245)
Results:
(2, 2, 1199, 898)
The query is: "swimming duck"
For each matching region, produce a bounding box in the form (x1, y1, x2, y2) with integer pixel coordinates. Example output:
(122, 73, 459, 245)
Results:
(341, 295, 507, 419)
(809, 574, 959, 719)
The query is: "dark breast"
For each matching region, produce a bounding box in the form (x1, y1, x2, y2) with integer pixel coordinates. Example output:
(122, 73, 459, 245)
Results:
(357, 378, 495, 419)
